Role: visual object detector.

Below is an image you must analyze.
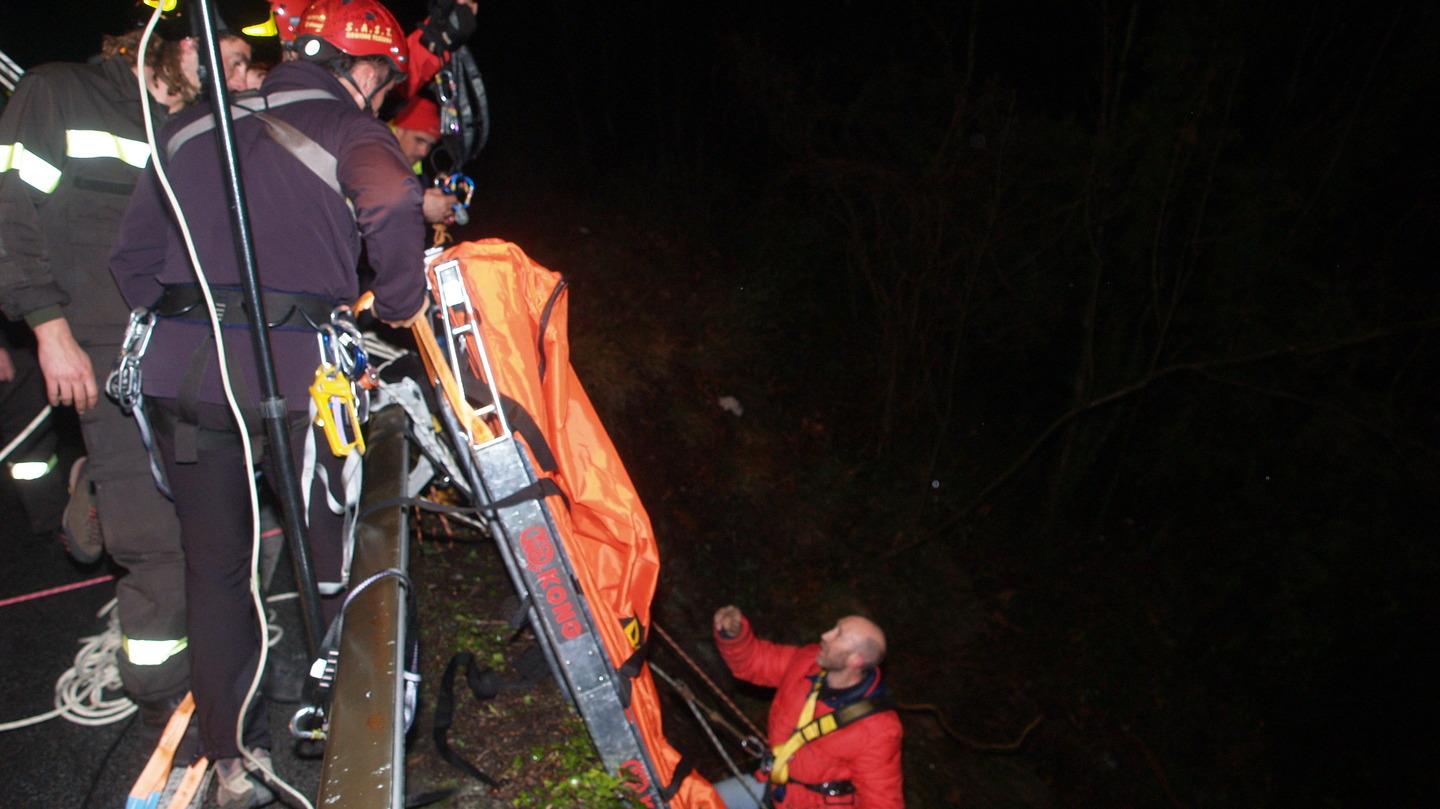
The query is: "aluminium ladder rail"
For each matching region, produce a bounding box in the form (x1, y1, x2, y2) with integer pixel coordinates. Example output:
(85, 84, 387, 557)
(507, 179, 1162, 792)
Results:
(420, 255, 673, 807)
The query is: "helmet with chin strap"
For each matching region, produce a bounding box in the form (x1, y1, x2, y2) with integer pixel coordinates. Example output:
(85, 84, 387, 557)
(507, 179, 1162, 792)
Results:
(293, 0, 409, 77)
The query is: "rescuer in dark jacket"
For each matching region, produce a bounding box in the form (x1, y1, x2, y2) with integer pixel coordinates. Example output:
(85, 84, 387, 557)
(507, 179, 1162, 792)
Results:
(109, 0, 425, 802)
(0, 27, 206, 722)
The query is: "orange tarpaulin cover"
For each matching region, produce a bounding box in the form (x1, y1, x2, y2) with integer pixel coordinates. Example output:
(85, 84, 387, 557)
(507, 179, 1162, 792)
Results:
(438, 239, 721, 809)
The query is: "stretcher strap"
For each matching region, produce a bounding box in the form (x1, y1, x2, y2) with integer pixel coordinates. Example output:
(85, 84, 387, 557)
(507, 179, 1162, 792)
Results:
(131, 393, 173, 500)
(302, 399, 363, 595)
(433, 651, 501, 788)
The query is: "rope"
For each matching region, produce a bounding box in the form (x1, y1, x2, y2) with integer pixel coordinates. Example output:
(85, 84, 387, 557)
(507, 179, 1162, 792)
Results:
(651, 622, 764, 741)
(0, 592, 294, 734)
(0, 600, 135, 731)
(0, 574, 116, 610)
(650, 663, 765, 806)
(0, 404, 52, 465)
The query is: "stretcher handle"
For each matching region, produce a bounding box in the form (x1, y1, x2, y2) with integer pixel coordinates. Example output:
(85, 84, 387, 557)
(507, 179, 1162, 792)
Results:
(354, 291, 492, 443)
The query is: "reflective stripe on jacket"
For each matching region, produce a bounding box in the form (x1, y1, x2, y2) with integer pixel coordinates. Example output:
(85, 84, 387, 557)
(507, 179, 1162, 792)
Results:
(0, 56, 163, 341)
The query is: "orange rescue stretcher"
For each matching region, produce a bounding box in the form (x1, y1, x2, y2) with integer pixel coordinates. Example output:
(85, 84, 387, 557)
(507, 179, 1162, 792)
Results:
(406, 239, 722, 809)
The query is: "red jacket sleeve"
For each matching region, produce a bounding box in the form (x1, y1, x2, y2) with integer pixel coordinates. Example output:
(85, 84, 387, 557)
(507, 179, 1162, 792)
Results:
(403, 28, 445, 99)
(715, 616, 808, 690)
(849, 713, 905, 809)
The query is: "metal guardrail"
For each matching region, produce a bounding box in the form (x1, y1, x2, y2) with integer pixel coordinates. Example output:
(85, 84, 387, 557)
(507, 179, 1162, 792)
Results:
(316, 407, 411, 808)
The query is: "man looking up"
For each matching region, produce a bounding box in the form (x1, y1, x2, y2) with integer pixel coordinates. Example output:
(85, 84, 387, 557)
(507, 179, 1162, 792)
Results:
(713, 606, 904, 808)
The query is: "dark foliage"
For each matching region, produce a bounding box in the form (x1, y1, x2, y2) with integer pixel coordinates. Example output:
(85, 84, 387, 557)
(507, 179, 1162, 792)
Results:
(456, 2, 1440, 806)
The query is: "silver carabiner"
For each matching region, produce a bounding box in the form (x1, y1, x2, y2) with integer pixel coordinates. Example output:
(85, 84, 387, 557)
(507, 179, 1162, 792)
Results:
(287, 704, 327, 741)
(742, 735, 768, 760)
(120, 307, 157, 358)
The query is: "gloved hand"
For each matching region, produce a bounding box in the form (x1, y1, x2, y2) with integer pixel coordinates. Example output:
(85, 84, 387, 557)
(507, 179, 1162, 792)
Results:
(419, 0, 478, 55)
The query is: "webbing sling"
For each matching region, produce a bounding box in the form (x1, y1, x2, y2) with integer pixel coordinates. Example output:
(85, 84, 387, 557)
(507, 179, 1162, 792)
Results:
(433, 651, 502, 788)
(165, 89, 338, 159)
(769, 674, 893, 786)
(768, 676, 823, 785)
(164, 88, 355, 216)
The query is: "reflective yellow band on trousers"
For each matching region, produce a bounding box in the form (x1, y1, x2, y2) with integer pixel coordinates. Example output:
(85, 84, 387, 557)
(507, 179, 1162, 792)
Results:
(65, 130, 151, 169)
(0, 142, 63, 193)
(8, 453, 58, 481)
(123, 636, 188, 666)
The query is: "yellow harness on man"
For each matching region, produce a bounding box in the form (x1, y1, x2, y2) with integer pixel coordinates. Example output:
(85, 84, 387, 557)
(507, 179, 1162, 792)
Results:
(767, 672, 891, 786)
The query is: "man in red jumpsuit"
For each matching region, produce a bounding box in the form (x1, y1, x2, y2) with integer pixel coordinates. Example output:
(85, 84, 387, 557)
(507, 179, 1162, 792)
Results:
(713, 606, 904, 808)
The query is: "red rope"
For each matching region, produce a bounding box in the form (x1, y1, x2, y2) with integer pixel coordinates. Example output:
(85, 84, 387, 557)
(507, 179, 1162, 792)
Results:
(0, 574, 115, 609)
(652, 621, 765, 741)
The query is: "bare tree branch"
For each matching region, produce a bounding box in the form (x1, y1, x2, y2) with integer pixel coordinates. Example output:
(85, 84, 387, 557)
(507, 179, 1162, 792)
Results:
(885, 317, 1440, 557)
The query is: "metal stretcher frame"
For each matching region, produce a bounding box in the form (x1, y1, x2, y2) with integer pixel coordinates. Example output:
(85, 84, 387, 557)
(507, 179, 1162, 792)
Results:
(320, 255, 672, 807)
(417, 257, 673, 806)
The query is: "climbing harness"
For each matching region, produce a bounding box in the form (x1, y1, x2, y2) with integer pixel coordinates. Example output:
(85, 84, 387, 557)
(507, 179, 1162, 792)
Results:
(433, 45, 489, 173)
(300, 307, 371, 596)
(767, 676, 823, 786)
(758, 673, 892, 805)
(106, 307, 172, 499)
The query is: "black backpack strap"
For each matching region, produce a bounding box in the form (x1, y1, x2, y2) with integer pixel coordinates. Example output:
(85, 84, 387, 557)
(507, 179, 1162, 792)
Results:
(433, 651, 502, 788)
(535, 278, 568, 381)
(614, 626, 651, 709)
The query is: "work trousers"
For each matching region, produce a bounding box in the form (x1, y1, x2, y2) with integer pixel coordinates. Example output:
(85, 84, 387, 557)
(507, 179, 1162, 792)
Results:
(150, 397, 346, 759)
(79, 342, 189, 704)
(0, 343, 65, 535)
(714, 775, 767, 809)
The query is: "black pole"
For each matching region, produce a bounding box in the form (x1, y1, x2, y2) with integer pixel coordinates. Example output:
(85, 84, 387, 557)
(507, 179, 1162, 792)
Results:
(194, 0, 325, 660)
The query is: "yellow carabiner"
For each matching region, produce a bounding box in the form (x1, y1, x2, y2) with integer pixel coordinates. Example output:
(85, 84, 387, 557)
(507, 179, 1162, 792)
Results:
(309, 364, 366, 456)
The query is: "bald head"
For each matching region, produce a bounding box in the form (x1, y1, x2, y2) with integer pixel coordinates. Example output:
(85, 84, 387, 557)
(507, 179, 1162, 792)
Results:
(818, 615, 887, 679)
(845, 615, 886, 668)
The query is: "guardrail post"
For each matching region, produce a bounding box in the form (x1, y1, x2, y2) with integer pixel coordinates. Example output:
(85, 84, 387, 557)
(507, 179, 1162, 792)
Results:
(317, 407, 411, 808)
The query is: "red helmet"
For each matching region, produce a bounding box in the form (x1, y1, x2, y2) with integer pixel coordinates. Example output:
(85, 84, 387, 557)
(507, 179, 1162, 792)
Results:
(391, 96, 440, 140)
(294, 0, 409, 75)
(267, 0, 312, 43)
